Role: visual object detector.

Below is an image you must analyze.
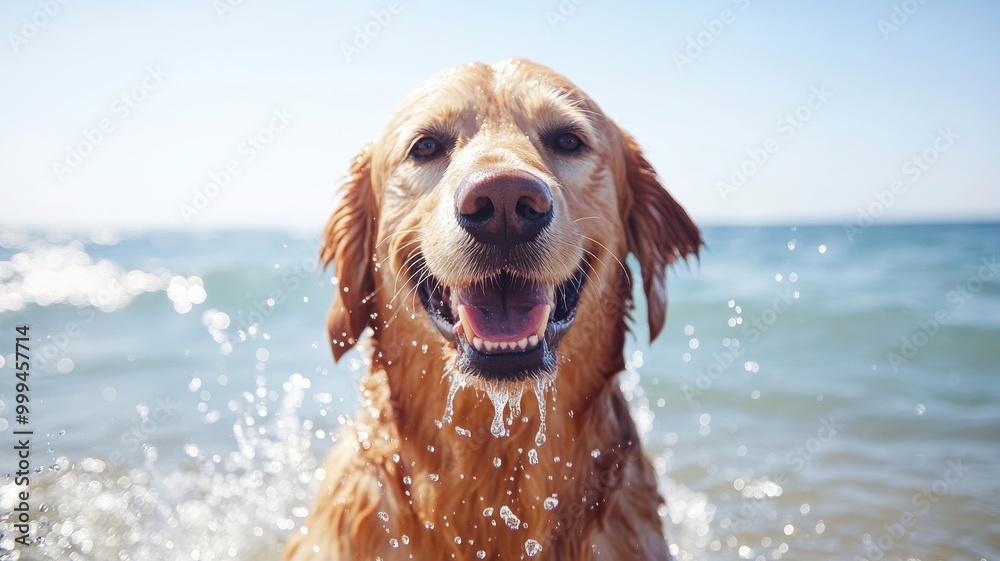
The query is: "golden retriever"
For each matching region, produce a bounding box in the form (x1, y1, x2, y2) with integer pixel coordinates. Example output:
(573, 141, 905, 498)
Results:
(285, 58, 701, 560)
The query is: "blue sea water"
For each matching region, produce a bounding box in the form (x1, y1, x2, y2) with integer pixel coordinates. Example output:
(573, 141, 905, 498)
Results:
(0, 223, 997, 560)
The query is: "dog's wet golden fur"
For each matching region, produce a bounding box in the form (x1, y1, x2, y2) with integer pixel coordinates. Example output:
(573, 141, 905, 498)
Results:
(284, 58, 700, 560)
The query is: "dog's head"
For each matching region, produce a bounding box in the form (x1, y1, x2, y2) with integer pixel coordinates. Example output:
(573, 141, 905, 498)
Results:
(321, 58, 700, 384)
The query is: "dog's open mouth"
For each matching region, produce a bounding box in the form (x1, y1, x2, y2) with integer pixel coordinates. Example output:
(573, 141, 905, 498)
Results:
(417, 261, 587, 382)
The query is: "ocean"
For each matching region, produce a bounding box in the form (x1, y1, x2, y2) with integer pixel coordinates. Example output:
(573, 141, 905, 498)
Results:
(0, 223, 997, 560)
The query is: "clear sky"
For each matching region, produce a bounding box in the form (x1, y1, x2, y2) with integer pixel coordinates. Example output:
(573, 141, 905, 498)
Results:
(2, 0, 998, 230)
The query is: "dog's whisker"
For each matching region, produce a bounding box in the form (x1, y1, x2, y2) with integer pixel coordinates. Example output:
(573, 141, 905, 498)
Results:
(385, 252, 423, 310)
(379, 238, 422, 269)
(383, 263, 428, 329)
(386, 243, 424, 299)
(581, 234, 630, 281)
(375, 229, 424, 251)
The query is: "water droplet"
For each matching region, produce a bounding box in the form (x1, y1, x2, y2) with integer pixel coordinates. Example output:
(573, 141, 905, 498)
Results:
(429, 473, 440, 482)
(378, 511, 389, 522)
(543, 495, 559, 510)
(524, 539, 543, 556)
(389, 538, 399, 548)
(590, 449, 601, 458)
(477, 551, 486, 559)
(493, 457, 502, 468)
(482, 507, 494, 517)
(528, 449, 539, 465)
(499, 506, 521, 530)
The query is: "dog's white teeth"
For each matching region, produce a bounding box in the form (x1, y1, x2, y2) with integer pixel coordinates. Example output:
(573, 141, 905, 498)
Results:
(535, 305, 551, 338)
(456, 306, 477, 342)
(474, 335, 540, 353)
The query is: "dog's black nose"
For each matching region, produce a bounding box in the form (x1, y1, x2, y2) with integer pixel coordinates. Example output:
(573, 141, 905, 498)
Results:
(455, 169, 553, 247)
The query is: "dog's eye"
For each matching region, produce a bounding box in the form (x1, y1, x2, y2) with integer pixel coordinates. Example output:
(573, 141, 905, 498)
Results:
(411, 137, 442, 160)
(552, 132, 583, 153)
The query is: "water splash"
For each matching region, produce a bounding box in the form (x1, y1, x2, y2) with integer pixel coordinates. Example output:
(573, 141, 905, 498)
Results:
(0, 374, 320, 561)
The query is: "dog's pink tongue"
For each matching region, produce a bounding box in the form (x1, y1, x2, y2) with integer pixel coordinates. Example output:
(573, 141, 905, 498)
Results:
(457, 279, 549, 341)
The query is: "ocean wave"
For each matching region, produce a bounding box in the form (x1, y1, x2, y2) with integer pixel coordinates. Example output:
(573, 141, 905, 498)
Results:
(0, 242, 205, 314)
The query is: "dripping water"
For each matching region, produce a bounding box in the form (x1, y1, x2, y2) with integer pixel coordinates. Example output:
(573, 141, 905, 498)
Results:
(487, 388, 510, 438)
(441, 372, 464, 425)
(533, 379, 548, 446)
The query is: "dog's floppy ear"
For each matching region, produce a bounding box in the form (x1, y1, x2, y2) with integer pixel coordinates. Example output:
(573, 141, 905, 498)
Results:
(619, 130, 702, 342)
(321, 145, 378, 361)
